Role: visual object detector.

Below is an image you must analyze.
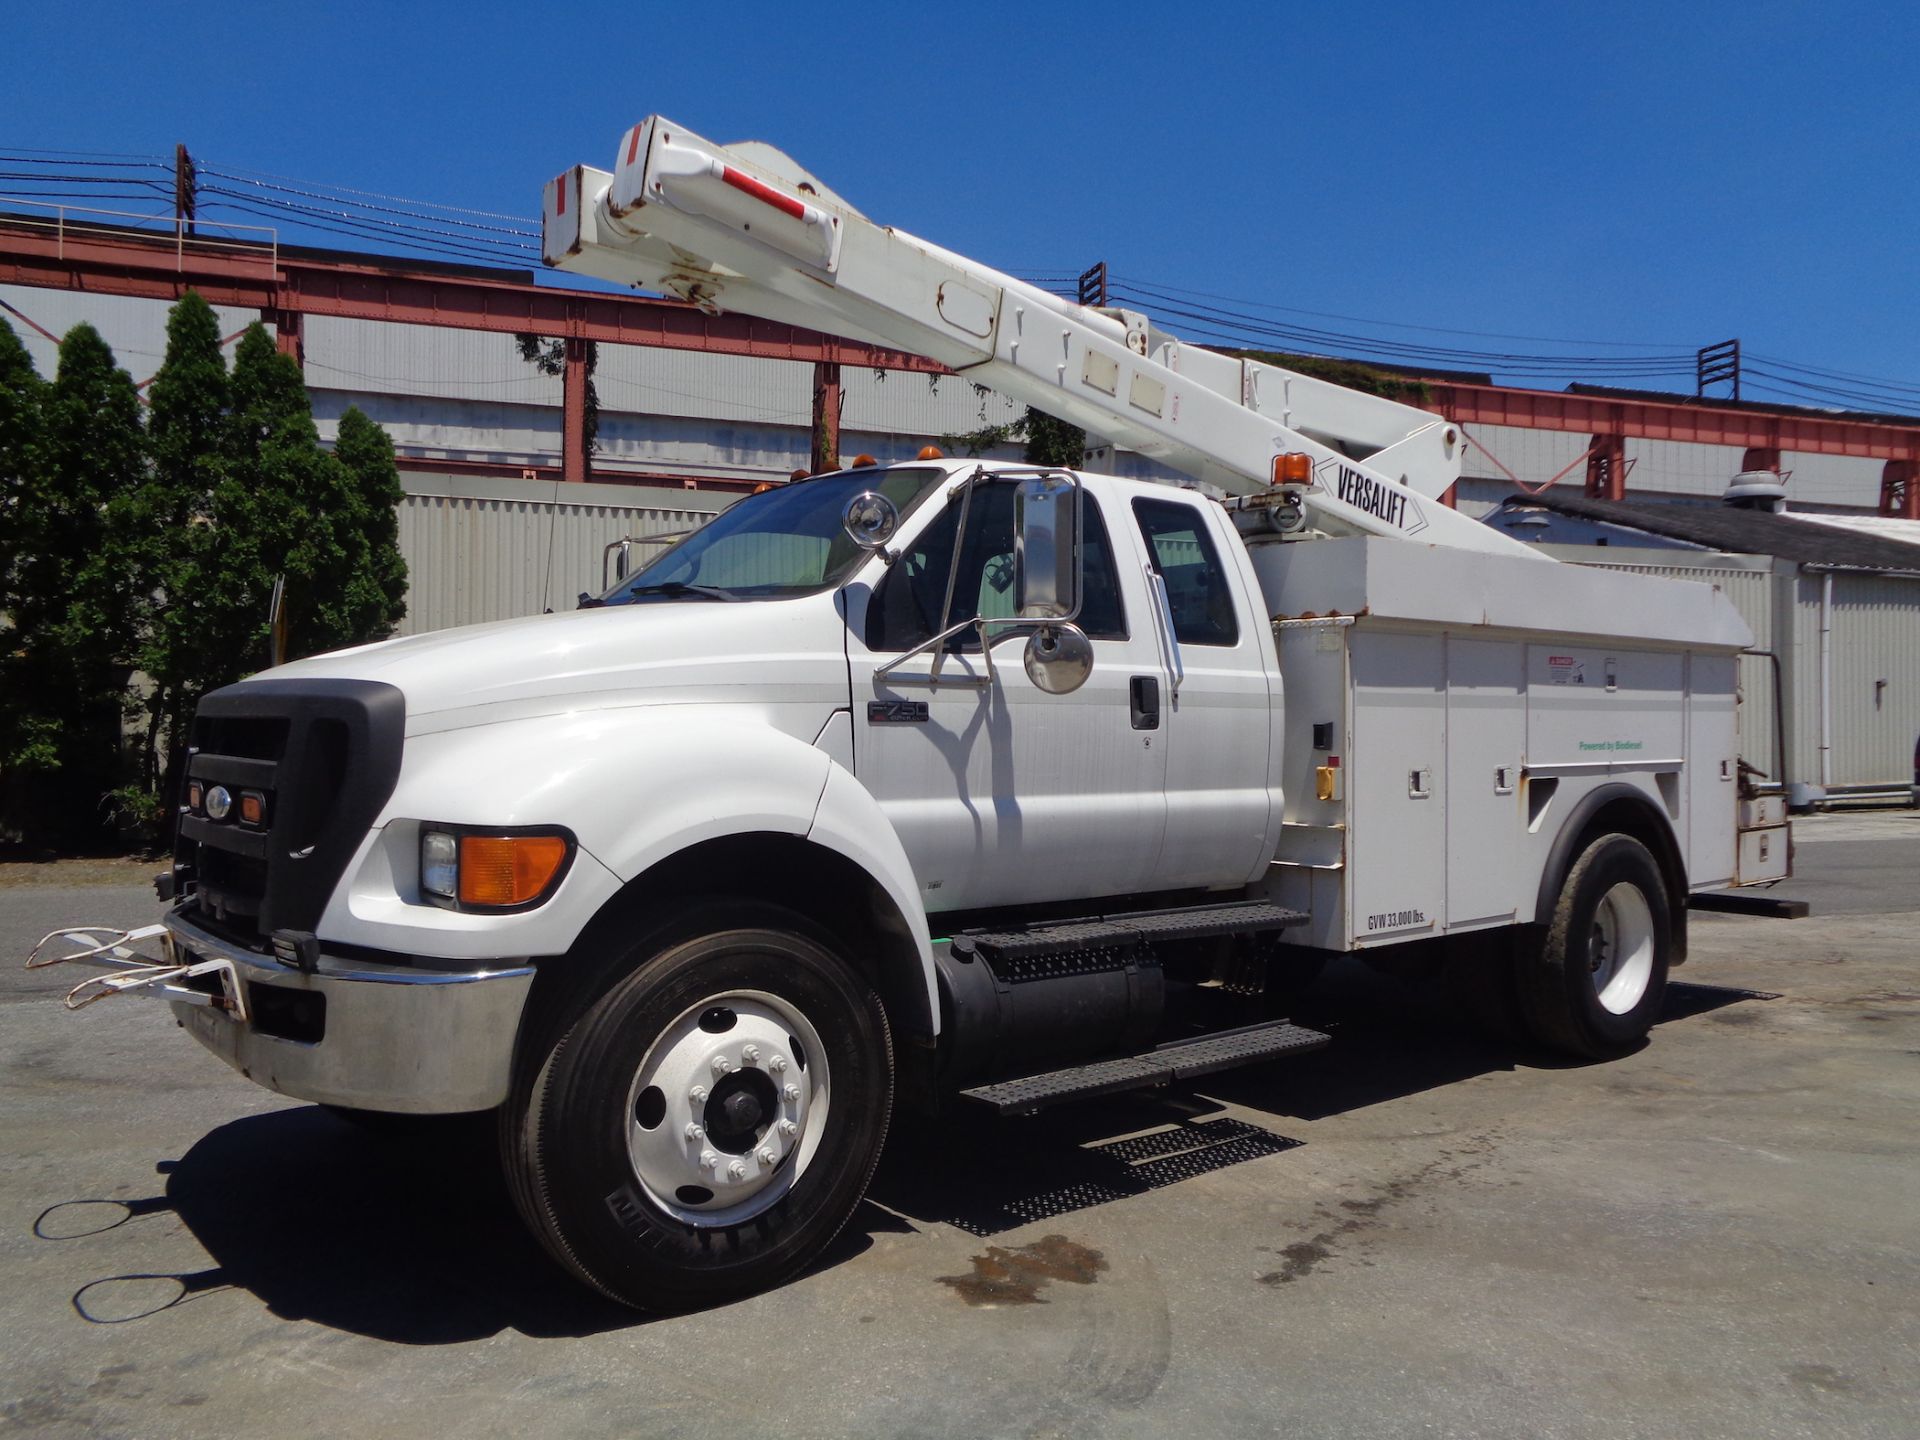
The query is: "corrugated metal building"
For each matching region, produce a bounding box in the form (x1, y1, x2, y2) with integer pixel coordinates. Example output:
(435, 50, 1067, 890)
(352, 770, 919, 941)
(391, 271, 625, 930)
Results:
(1487, 491, 1920, 803)
(6, 281, 1899, 513)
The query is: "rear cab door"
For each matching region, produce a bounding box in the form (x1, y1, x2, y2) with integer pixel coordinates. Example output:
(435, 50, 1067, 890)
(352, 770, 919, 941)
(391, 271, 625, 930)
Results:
(1126, 490, 1283, 891)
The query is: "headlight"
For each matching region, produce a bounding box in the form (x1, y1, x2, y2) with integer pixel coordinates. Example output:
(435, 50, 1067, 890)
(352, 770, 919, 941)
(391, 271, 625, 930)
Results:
(419, 827, 573, 910)
(421, 830, 460, 900)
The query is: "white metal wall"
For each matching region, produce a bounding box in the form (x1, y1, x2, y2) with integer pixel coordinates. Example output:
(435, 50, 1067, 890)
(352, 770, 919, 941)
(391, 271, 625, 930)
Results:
(1547, 545, 1920, 791)
(395, 475, 727, 635)
(5, 288, 1899, 510)
(1791, 570, 1920, 788)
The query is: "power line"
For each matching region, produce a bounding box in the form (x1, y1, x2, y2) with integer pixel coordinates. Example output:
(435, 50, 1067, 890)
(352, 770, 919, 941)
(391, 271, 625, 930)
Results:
(1107, 269, 1693, 349)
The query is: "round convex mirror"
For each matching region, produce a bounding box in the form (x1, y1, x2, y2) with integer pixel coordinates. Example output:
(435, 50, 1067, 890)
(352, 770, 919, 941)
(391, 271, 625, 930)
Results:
(1023, 623, 1094, 695)
(841, 491, 899, 550)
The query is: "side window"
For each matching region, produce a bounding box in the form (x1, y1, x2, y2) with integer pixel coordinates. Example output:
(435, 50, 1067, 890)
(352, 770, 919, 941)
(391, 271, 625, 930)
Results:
(1132, 497, 1239, 647)
(868, 482, 1128, 650)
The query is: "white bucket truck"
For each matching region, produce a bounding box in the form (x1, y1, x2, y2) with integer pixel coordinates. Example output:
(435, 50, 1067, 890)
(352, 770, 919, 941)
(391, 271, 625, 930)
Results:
(30, 117, 1787, 1311)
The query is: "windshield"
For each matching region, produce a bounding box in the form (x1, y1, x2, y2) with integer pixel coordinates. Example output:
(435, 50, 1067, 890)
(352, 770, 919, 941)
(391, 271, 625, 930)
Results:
(598, 466, 949, 604)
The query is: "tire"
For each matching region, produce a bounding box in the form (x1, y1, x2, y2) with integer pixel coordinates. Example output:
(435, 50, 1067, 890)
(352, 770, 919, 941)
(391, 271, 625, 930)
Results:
(1516, 832, 1672, 1059)
(502, 912, 893, 1312)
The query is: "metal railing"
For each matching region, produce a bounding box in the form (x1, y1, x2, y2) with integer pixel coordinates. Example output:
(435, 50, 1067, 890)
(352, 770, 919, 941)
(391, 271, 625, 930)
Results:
(1, 198, 278, 273)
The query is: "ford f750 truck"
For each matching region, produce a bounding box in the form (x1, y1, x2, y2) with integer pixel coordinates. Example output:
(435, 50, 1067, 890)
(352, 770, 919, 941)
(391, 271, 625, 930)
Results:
(32, 118, 1786, 1311)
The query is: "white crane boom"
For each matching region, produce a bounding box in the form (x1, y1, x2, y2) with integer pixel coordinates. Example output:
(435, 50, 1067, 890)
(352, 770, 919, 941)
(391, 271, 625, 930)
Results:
(542, 117, 1543, 559)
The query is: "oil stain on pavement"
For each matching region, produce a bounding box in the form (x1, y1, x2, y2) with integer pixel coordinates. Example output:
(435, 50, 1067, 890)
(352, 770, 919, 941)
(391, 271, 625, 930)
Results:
(938, 1235, 1107, 1306)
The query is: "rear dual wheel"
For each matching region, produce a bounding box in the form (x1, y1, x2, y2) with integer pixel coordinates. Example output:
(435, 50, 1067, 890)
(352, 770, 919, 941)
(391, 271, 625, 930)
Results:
(1516, 832, 1672, 1059)
(501, 913, 893, 1312)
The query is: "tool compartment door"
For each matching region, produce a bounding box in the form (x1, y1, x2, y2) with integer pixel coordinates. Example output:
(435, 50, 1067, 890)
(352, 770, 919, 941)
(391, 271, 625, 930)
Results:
(1446, 637, 1526, 928)
(1347, 630, 1445, 945)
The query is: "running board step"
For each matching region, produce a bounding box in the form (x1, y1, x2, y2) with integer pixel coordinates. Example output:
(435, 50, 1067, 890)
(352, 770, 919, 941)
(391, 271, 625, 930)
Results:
(952, 899, 1306, 966)
(959, 1019, 1331, 1117)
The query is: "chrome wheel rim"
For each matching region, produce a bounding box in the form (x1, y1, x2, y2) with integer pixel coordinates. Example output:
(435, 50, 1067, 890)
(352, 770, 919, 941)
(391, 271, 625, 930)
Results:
(624, 988, 830, 1226)
(1588, 882, 1655, 1015)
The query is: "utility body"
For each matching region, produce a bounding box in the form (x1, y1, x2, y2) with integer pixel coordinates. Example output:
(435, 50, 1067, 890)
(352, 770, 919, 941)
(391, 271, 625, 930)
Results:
(31, 118, 1788, 1310)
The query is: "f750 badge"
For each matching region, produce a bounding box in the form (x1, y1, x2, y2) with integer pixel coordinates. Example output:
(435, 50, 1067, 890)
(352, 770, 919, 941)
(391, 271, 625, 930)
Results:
(868, 700, 929, 724)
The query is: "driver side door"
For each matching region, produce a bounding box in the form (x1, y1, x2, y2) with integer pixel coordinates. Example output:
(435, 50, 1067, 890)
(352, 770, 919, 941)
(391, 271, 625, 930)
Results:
(841, 476, 1169, 916)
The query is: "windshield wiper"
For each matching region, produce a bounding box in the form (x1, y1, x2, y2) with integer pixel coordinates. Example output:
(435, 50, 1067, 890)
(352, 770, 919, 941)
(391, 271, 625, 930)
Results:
(621, 581, 739, 602)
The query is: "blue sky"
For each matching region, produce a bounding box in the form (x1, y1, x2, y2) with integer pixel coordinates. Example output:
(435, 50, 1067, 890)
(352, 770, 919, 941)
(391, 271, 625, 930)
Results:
(6, 1, 1916, 408)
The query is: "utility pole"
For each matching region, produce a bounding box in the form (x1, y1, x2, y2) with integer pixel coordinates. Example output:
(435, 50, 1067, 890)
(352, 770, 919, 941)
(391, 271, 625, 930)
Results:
(1696, 339, 1740, 402)
(1077, 261, 1109, 308)
(173, 144, 197, 237)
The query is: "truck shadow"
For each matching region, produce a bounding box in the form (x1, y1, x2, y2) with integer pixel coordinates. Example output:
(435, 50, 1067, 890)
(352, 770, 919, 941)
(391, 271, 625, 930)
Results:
(866, 962, 1779, 1234)
(44, 968, 1773, 1342)
(56, 1107, 644, 1342)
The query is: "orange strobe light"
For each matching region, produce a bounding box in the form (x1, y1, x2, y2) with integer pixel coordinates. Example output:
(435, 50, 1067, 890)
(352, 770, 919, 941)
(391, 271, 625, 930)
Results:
(1272, 451, 1313, 486)
(458, 834, 569, 907)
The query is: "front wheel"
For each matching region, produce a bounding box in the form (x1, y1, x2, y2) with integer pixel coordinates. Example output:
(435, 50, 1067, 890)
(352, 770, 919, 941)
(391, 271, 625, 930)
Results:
(504, 918, 893, 1311)
(1516, 832, 1672, 1059)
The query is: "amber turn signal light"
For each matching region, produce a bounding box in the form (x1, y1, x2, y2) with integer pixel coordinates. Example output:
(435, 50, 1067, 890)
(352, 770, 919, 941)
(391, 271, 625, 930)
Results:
(457, 834, 570, 907)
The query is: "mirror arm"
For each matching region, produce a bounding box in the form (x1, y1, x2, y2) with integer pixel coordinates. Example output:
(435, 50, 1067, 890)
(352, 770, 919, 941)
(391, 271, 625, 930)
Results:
(929, 473, 981, 685)
(873, 613, 986, 683)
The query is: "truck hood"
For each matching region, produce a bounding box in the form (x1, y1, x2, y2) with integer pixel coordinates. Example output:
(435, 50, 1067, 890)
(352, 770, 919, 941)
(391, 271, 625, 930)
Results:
(255, 598, 852, 735)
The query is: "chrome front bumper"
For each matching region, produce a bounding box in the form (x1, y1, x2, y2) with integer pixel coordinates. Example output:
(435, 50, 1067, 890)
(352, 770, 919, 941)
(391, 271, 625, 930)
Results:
(164, 917, 535, 1114)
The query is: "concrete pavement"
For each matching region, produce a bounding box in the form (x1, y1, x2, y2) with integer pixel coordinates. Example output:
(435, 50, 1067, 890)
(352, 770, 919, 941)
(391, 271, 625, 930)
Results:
(2, 813, 1915, 1439)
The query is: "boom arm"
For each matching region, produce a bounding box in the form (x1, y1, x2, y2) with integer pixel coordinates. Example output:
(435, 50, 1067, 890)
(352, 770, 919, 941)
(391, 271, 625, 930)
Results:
(542, 117, 1543, 559)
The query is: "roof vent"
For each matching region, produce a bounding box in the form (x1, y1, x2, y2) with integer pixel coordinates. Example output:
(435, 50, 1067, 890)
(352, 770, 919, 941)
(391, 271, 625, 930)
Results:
(1724, 468, 1787, 513)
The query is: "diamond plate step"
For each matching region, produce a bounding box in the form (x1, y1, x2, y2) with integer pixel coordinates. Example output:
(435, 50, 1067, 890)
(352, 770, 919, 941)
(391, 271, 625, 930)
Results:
(959, 1018, 1330, 1116)
(952, 899, 1306, 966)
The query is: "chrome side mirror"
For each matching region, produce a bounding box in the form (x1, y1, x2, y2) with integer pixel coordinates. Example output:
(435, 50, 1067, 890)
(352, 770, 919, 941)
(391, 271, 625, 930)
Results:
(842, 491, 899, 551)
(1023, 623, 1093, 695)
(1014, 474, 1080, 620)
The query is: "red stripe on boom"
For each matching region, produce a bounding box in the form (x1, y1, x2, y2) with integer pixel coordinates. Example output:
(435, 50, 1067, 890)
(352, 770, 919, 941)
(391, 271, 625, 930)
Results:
(554, 174, 567, 215)
(626, 127, 643, 166)
(721, 166, 806, 220)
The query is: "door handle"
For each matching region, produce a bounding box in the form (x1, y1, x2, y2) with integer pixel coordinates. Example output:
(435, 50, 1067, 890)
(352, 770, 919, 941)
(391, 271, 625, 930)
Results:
(1130, 675, 1160, 730)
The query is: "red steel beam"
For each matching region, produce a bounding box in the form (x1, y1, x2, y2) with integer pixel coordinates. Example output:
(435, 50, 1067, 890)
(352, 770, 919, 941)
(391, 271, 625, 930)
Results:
(811, 361, 842, 475)
(1427, 380, 1920, 462)
(562, 337, 590, 483)
(0, 217, 948, 373)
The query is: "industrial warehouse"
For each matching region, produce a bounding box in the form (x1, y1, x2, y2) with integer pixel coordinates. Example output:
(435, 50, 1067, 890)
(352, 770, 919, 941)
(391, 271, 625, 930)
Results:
(6, 14, 1920, 1435)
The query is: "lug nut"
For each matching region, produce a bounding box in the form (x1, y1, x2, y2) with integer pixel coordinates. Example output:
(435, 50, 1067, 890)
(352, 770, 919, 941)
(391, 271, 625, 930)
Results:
(783, 1084, 801, 1103)
(727, 1160, 748, 1181)
(757, 1147, 777, 1166)
(712, 1055, 733, 1076)
(700, 1150, 718, 1168)
(769, 1055, 787, 1073)
(741, 1044, 760, 1063)
(777, 1119, 798, 1137)
(685, 1123, 704, 1142)
(688, 1085, 708, 1104)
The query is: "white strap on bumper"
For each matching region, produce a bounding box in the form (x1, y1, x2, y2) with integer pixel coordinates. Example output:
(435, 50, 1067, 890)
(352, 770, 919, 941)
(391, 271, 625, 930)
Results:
(25, 924, 249, 1021)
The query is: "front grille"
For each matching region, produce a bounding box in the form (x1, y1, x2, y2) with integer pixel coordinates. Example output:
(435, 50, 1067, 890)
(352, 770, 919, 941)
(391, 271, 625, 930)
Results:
(173, 679, 405, 946)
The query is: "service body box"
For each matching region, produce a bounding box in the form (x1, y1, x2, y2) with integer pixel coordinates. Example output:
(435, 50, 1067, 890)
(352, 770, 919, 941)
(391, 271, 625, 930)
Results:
(1255, 540, 1750, 953)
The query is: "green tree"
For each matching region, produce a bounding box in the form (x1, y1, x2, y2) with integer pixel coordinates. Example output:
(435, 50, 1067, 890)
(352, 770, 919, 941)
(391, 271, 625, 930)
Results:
(1, 324, 144, 847)
(132, 289, 229, 794)
(211, 326, 407, 666)
(0, 319, 50, 800)
(1020, 408, 1085, 469)
(333, 405, 408, 638)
